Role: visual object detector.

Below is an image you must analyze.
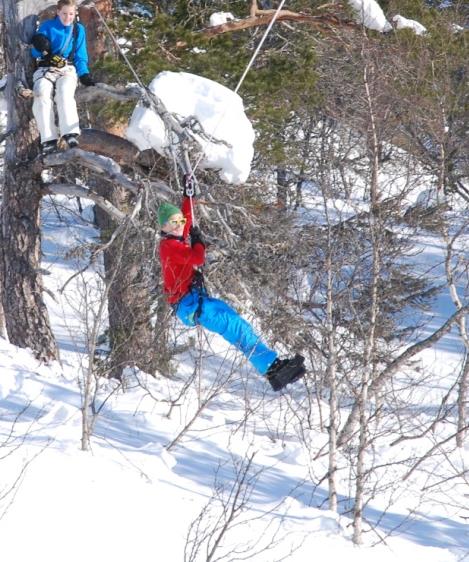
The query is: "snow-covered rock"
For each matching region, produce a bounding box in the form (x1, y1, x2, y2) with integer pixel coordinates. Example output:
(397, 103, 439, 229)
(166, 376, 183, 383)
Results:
(209, 12, 236, 27)
(347, 0, 392, 32)
(125, 71, 255, 184)
(393, 14, 427, 35)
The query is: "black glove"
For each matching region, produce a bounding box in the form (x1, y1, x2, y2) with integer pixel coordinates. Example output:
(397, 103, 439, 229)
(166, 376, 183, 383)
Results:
(190, 225, 205, 248)
(182, 174, 196, 197)
(32, 33, 51, 56)
(79, 73, 95, 87)
(191, 269, 204, 290)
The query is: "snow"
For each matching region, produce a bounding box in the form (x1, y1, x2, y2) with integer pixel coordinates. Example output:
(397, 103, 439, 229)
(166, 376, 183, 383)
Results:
(117, 1, 153, 19)
(451, 23, 464, 33)
(1, 53, 469, 562)
(393, 14, 427, 36)
(209, 12, 236, 27)
(0, 91, 6, 127)
(0, 171, 468, 562)
(0, 90, 7, 177)
(347, 0, 392, 32)
(125, 71, 255, 184)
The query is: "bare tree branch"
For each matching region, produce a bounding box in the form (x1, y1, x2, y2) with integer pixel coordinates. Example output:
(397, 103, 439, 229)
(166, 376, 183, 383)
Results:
(43, 183, 127, 222)
(200, 9, 356, 40)
(43, 148, 140, 194)
(338, 304, 469, 448)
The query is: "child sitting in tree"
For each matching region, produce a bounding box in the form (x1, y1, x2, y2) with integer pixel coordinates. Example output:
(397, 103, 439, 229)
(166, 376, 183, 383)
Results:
(31, 0, 95, 155)
(158, 180, 305, 392)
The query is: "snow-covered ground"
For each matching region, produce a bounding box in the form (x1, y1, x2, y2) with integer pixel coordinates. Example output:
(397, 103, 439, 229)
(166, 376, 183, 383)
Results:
(0, 174, 468, 562)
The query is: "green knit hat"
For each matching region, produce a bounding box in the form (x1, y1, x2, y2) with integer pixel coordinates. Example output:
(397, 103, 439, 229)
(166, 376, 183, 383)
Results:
(158, 202, 181, 226)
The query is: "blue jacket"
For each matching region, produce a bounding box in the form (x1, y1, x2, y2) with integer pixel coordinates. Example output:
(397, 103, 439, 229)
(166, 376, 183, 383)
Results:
(31, 16, 89, 77)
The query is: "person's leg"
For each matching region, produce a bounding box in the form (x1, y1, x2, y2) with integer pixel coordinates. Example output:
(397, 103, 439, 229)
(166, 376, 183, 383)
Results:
(175, 291, 304, 390)
(196, 296, 277, 374)
(55, 67, 80, 138)
(32, 69, 59, 143)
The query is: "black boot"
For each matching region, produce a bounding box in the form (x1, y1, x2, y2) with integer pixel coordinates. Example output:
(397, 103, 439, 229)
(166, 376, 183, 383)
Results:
(63, 133, 79, 148)
(41, 139, 58, 155)
(266, 354, 305, 391)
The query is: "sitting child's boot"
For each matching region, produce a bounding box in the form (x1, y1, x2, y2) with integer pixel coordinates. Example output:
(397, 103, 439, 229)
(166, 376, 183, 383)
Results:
(41, 139, 58, 155)
(266, 354, 305, 391)
(63, 133, 79, 148)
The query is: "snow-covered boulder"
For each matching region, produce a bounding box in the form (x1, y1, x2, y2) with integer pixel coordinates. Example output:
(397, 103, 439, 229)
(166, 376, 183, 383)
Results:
(125, 71, 255, 184)
(347, 0, 392, 32)
(393, 14, 427, 35)
(209, 12, 236, 27)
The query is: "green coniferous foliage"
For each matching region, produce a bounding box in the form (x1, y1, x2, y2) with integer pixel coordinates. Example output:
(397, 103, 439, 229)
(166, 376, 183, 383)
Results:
(94, 2, 320, 164)
(385, 8, 468, 194)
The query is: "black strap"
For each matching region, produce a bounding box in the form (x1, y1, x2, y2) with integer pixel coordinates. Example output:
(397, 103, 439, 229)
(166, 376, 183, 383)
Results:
(67, 23, 79, 64)
(191, 270, 207, 323)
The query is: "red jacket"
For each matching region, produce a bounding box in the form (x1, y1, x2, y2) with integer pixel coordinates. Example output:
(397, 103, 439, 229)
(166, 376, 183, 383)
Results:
(159, 197, 205, 304)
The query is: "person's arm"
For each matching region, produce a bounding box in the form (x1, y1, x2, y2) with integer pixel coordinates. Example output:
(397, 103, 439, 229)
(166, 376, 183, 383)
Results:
(31, 21, 51, 59)
(162, 239, 205, 267)
(181, 196, 193, 239)
(73, 23, 90, 78)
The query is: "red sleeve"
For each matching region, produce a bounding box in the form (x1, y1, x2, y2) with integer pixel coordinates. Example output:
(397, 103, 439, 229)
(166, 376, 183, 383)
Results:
(162, 238, 205, 267)
(181, 196, 193, 239)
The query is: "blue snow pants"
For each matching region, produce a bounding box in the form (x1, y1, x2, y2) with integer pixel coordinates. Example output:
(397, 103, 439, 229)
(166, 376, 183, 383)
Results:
(174, 289, 278, 375)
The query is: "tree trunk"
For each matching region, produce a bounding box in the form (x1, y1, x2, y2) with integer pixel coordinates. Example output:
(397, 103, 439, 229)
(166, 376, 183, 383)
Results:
(1, 0, 58, 361)
(93, 181, 159, 378)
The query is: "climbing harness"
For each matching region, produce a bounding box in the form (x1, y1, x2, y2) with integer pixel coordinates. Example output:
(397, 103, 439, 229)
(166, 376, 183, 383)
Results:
(35, 19, 79, 69)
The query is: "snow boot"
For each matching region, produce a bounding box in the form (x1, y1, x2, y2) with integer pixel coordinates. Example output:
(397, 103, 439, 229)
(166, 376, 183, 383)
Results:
(63, 133, 79, 148)
(266, 354, 305, 392)
(41, 139, 58, 155)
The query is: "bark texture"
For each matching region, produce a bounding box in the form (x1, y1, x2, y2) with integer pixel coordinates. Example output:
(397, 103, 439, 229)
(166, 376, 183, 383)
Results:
(1, 0, 58, 360)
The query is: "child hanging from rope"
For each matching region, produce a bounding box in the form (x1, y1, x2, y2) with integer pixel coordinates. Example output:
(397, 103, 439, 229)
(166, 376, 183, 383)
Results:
(31, 0, 95, 155)
(157, 178, 306, 392)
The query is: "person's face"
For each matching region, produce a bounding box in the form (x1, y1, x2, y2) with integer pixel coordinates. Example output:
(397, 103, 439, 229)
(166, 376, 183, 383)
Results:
(162, 213, 186, 236)
(57, 5, 76, 26)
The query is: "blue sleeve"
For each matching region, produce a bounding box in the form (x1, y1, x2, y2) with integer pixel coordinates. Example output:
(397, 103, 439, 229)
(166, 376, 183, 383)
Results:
(73, 23, 89, 77)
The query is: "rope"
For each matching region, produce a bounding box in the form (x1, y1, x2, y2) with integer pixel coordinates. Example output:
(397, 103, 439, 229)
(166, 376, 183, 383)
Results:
(189, 0, 288, 177)
(92, 1, 287, 219)
(91, 5, 146, 90)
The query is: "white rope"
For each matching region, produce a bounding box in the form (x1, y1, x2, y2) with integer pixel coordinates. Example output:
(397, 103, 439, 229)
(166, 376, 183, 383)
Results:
(234, 0, 288, 94)
(92, 5, 146, 90)
(92, 1, 288, 200)
(189, 0, 288, 177)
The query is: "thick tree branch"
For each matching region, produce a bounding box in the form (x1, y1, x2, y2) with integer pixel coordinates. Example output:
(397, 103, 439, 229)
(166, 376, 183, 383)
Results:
(43, 183, 127, 222)
(43, 148, 140, 194)
(201, 9, 355, 39)
(76, 82, 141, 103)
